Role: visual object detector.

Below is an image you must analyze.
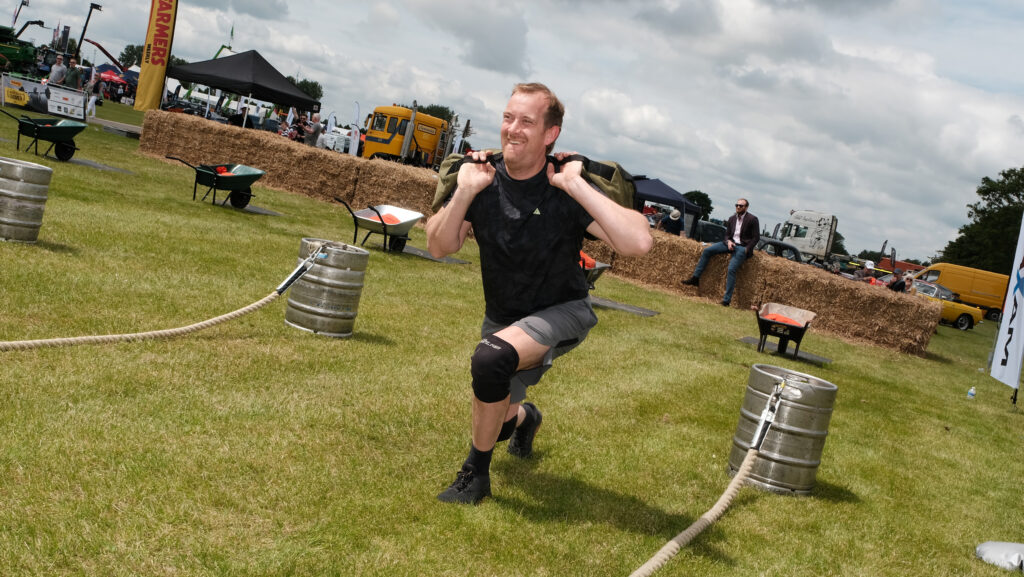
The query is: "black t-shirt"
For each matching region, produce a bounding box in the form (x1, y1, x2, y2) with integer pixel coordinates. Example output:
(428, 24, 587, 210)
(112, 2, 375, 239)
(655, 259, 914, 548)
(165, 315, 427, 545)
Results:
(463, 160, 594, 324)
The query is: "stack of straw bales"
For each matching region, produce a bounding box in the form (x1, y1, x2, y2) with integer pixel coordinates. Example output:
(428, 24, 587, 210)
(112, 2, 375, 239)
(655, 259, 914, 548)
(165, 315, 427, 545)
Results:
(139, 110, 437, 214)
(584, 232, 940, 355)
(140, 110, 940, 354)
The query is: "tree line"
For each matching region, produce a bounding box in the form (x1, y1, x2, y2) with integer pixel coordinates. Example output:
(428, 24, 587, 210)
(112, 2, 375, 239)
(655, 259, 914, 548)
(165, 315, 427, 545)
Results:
(935, 166, 1024, 274)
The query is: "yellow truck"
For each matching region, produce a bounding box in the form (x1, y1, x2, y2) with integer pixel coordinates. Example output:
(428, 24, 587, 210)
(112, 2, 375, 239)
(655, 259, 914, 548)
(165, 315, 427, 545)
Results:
(913, 262, 1009, 320)
(361, 103, 451, 169)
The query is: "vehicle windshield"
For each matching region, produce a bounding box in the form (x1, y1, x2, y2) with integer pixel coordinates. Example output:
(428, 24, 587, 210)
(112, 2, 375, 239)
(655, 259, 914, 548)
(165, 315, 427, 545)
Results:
(914, 281, 937, 297)
(914, 280, 954, 300)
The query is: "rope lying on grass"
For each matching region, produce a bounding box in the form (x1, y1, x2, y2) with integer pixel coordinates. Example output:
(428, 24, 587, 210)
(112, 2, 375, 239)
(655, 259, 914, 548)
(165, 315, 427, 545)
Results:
(0, 242, 329, 353)
(628, 447, 759, 577)
(0, 292, 281, 352)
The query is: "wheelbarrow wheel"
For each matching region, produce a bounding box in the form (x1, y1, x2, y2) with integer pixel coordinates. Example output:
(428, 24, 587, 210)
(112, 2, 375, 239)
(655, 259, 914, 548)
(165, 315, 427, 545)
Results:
(55, 141, 76, 161)
(229, 188, 252, 209)
(388, 235, 408, 252)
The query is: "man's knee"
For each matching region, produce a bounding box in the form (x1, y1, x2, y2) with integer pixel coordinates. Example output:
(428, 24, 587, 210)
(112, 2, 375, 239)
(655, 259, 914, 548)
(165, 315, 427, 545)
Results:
(471, 335, 520, 403)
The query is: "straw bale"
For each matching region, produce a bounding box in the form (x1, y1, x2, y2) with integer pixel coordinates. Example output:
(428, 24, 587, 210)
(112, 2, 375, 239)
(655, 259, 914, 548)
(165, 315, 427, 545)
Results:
(141, 110, 441, 225)
(587, 230, 940, 355)
(141, 111, 939, 354)
(351, 158, 437, 215)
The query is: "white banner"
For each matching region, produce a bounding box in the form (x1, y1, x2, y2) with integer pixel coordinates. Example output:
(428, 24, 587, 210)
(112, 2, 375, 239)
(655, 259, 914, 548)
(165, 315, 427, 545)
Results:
(1, 74, 86, 120)
(349, 101, 360, 156)
(990, 210, 1024, 390)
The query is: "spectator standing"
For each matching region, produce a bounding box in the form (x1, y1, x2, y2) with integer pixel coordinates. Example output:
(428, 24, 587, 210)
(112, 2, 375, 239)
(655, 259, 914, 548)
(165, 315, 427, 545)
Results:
(63, 57, 82, 90)
(682, 198, 760, 306)
(304, 113, 323, 146)
(658, 209, 683, 236)
(292, 113, 309, 142)
(888, 269, 907, 292)
(48, 55, 67, 85)
(904, 274, 917, 295)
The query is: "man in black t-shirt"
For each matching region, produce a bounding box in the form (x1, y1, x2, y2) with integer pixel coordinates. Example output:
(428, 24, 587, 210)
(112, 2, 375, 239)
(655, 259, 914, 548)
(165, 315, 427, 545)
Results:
(426, 83, 652, 504)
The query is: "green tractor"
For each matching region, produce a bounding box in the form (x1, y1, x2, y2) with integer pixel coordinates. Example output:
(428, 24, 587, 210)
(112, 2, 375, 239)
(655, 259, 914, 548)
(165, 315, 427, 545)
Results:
(0, 20, 45, 75)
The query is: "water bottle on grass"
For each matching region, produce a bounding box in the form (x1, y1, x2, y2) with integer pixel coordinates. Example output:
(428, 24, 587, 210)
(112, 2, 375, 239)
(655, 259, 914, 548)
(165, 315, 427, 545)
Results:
(967, 386, 976, 399)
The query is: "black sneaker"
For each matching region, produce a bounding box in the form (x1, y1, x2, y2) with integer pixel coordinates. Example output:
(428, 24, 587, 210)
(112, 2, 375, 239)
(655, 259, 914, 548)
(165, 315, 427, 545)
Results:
(508, 402, 542, 458)
(437, 465, 491, 504)
(682, 276, 700, 286)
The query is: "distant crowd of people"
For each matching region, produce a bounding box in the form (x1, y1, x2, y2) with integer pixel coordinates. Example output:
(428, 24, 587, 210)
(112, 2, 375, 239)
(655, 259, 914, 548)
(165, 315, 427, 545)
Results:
(276, 112, 322, 145)
(854, 262, 916, 294)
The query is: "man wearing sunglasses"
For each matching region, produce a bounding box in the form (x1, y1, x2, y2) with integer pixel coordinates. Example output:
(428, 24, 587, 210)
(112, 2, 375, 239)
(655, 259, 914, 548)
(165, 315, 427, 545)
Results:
(682, 198, 759, 306)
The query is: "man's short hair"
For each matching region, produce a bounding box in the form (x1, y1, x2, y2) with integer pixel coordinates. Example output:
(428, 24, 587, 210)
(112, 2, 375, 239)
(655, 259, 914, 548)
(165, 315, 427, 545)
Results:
(512, 82, 564, 129)
(511, 82, 564, 154)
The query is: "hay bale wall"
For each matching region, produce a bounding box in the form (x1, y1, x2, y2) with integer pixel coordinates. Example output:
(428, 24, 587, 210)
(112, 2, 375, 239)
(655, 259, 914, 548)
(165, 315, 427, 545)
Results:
(140, 111, 938, 354)
(585, 232, 940, 355)
(139, 110, 437, 213)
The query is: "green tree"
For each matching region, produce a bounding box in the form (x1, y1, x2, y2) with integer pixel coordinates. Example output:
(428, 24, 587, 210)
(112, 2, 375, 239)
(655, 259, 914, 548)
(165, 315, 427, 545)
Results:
(683, 190, 713, 220)
(832, 231, 848, 255)
(118, 44, 143, 68)
(397, 103, 456, 123)
(857, 249, 883, 262)
(286, 76, 323, 101)
(937, 166, 1024, 274)
(168, 54, 191, 90)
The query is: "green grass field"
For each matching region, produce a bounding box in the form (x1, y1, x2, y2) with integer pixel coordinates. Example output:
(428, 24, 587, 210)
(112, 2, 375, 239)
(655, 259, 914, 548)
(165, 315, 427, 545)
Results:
(1, 109, 1021, 576)
(92, 100, 145, 126)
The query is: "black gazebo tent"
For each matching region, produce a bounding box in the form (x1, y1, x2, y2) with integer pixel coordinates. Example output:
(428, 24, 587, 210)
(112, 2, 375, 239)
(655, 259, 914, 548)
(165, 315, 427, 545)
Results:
(633, 176, 702, 236)
(166, 50, 320, 113)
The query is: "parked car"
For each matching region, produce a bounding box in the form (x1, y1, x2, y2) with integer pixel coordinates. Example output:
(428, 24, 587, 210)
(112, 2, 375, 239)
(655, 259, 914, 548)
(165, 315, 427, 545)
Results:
(913, 280, 984, 330)
(756, 237, 804, 263)
(692, 220, 727, 243)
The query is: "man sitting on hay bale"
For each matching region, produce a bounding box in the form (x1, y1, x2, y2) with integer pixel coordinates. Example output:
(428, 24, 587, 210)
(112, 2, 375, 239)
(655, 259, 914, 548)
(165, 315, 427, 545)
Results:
(682, 198, 759, 306)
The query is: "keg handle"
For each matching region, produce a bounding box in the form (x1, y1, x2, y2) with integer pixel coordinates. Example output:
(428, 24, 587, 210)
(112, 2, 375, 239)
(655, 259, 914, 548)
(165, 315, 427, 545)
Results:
(750, 381, 786, 452)
(275, 243, 329, 295)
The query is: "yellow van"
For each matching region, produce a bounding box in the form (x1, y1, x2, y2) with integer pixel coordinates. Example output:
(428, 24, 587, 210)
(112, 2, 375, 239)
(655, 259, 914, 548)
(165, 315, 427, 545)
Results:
(361, 105, 449, 169)
(913, 263, 1008, 320)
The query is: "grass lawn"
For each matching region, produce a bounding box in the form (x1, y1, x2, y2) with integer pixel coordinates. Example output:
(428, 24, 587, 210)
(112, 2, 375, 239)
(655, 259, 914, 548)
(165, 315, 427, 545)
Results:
(1, 111, 1021, 576)
(92, 100, 145, 126)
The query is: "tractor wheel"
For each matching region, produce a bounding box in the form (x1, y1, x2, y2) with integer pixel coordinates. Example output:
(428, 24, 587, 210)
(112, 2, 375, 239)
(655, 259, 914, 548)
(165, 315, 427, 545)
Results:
(229, 188, 252, 209)
(55, 141, 75, 161)
(955, 314, 973, 331)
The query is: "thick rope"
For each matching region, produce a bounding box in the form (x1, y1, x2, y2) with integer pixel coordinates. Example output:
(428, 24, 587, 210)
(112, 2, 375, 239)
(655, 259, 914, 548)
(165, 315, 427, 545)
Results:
(0, 291, 280, 351)
(629, 448, 759, 577)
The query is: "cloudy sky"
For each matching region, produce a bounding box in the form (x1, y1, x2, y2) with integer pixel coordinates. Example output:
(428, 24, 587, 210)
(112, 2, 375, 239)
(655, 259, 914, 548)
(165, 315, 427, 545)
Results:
(19, 0, 1024, 260)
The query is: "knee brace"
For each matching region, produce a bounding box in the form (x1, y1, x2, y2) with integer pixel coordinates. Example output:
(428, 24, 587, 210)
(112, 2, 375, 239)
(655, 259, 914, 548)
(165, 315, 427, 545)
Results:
(496, 416, 517, 443)
(471, 335, 519, 403)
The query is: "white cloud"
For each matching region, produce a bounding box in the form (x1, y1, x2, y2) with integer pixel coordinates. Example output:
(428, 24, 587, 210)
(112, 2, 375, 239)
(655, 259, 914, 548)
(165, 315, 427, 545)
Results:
(17, 0, 1024, 260)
